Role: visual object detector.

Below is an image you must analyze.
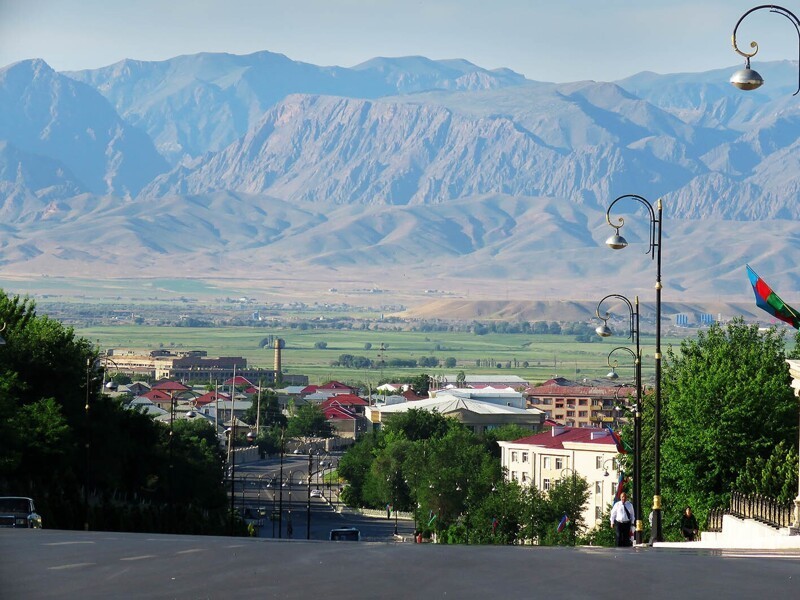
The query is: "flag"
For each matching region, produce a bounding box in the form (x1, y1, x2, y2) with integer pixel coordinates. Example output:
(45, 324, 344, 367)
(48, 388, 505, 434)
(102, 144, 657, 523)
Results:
(427, 511, 437, 527)
(557, 513, 570, 533)
(614, 470, 629, 503)
(605, 425, 629, 454)
(746, 264, 800, 329)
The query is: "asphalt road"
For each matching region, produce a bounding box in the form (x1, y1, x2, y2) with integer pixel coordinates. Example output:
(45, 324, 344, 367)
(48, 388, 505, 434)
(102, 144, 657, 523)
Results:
(2, 529, 799, 599)
(231, 454, 415, 541)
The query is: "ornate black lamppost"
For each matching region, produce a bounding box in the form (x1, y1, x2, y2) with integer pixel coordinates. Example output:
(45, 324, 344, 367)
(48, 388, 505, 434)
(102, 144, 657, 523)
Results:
(730, 3, 800, 535)
(596, 293, 643, 544)
(605, 194, 663, 543)
(730, 5, 800, 94)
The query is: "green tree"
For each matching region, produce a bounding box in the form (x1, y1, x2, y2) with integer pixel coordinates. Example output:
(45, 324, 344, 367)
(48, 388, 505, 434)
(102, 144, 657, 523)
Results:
(657, 319, 799, 531)
(0, 290, 232, 534)
(444, 357, 457, 369)
(243, 389, 286, 429)
(286, 403, 333, 438)
(410, 373, 431, 396)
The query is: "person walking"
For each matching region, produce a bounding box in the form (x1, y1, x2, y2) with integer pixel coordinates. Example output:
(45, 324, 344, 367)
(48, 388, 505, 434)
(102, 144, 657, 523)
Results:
(610, 491, 635, 547)
(679, 506, 699, 541)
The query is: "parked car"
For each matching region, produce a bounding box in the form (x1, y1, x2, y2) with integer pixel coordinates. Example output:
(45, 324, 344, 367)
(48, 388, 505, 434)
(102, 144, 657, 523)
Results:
(310, 489, 323, 498)
(329, 527, 360, 541)
(0, 497, 42, 528)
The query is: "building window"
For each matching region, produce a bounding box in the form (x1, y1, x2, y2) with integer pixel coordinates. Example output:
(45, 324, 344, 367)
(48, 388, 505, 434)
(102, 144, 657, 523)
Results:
(521, 473, 529, 483)
(543, 478, 551, 491)
(543, 457, 551, 469)
(595, 481, 602, 494)
(579, 411, 588, 417)
(555, 413, 564, 420)
(555, 458, 563, 470)
(579, 399, 588, 406)
(511, 451, 518, 462)
(596, 456, 603, 469)
(611, 483, 617, 497)
(595, 506, 603, 519)
(511, 471, 517, 481)
(566, 411, 575, 417)
(541, 398, 552, 405)
(522, 452, 529, 463)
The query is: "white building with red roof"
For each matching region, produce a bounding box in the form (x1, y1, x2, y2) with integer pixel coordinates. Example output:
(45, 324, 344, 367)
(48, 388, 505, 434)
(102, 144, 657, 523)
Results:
(498, 426, 622, 530)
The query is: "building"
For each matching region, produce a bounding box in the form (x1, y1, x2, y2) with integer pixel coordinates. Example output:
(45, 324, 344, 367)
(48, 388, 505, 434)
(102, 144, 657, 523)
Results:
(430, 387, 527, 409)
(367, 395, 545, 435)
(524, 378, 635, 428)
(498, 426, 622, 530)
(433, 374, 530, 389)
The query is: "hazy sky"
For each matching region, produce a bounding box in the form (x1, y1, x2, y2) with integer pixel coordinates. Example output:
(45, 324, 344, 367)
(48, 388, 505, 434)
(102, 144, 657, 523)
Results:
(1, 0, 797, 82)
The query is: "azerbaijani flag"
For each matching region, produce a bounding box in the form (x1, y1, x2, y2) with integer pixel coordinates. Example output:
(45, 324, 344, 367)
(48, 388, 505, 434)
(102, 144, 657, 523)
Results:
(746, 265, 800, 329)
(557, 513, 570, 533)
(614, 470, 629, 503)
(605, 425, 629, 454)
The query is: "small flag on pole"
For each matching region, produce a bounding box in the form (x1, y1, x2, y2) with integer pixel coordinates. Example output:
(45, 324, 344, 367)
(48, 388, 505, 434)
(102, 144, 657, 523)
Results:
(605, 425, 629, 454)
(614, 470, 629, 503)
(557, 513, 570, 533)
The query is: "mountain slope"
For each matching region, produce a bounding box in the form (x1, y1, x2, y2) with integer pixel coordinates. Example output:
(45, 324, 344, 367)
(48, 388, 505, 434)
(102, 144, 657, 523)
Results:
(0, 59, 168, 197)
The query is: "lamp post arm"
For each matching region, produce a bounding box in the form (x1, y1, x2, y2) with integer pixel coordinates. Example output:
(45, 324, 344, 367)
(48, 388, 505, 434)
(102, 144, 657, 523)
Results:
(607, 346, 637, 370)
(732, 5, 800, 94)
(606, 194, 659, 260)
(596, 294, 636, 341)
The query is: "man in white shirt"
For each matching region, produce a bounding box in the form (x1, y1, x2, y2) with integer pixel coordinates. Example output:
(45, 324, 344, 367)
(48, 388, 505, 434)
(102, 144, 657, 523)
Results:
(609, 491, 635, 547)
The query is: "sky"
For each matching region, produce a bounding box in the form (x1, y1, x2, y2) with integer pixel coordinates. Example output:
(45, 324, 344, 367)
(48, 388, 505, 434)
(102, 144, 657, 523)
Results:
(1, 0, 799, 82)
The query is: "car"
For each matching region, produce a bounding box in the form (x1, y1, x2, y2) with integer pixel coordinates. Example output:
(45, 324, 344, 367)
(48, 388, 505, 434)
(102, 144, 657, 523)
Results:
(310, 489, 323, 498)
(0, 497, 42, 529)
(329, 527, 360, 541)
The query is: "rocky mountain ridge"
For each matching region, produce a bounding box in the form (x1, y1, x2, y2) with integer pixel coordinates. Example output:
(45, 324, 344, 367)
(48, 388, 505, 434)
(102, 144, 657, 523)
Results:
(1, 51, 800, 303)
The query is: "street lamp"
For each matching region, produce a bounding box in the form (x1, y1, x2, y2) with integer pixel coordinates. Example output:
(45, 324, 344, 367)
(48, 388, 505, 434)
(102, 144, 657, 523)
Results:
(605, 346, 643, 544)
(596, 292, 644, 544)
(605, 193, 663, 543)
(387, 472, 399, 536)
(730, 5, 800, 94)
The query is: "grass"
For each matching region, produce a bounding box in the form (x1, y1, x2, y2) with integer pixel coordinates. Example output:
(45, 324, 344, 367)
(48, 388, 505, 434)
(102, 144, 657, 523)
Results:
(75, 324, 684, 386)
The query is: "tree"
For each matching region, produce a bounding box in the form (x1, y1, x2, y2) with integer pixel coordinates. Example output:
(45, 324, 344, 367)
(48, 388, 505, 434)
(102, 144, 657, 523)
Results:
(410, 373, 431, 396)
(444, 357, 457, 369)
(314, 341, 328, 349)
(456, 370, 466, 387)
(286, 404, 333, 438)
(0, 290, 232, 534)
(242, 389, 286, 429)
(657, 319, 799, 530)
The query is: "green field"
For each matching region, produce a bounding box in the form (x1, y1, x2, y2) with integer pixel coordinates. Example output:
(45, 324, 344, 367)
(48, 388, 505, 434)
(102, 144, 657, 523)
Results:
(74, 324, 685, 387)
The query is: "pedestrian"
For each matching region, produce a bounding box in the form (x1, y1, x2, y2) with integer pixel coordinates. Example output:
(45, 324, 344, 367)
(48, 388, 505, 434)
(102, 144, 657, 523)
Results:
(679, 506, 699, 541)
(610, 491, 635, 547)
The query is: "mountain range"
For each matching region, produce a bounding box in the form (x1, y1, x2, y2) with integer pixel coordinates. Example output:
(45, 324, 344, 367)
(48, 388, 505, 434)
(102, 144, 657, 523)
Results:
(2, 50, 800, 310)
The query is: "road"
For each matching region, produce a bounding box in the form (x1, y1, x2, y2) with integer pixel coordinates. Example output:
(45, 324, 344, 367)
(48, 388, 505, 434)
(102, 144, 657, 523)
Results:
(3, 528, 799, 599)
(231, 453, 415, 541)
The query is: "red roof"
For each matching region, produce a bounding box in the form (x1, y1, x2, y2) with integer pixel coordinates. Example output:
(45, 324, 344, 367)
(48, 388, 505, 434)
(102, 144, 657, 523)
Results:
(319, 381, 354, 391)
(141, 389, 172, 402)
(511, 427, 616, 450)
(323, 406, 356, 420)
(525, 382, 634, 397)
(193, 391, 228, 406)
(151, 380, 190, 392)
(321, 394, 368, 409)
(301, 385, 319, 394)
(224, 376, 254, 387)
(401, 390, 425, 402)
